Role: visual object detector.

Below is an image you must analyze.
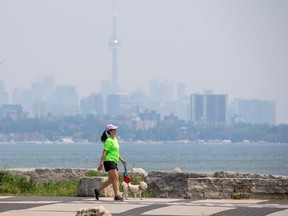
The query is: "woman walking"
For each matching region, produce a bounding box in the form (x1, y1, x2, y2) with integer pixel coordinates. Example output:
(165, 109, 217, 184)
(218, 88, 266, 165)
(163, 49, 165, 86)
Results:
(94, 124, 126, 201)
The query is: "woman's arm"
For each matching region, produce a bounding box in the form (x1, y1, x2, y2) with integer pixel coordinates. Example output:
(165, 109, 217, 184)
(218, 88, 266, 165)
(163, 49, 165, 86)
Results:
(97, 149, 107, 171)
(119, 156, 126, 165)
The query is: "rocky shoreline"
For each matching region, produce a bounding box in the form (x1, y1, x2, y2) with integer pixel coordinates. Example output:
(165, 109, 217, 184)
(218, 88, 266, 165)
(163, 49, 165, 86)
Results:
(4, 168, 288, 199)
(146, 171, 288, 199)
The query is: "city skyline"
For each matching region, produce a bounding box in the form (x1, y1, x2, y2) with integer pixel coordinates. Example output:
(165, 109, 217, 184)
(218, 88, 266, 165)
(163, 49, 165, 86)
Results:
(0, 0, 287, 124)
(0, 75, 276, 126)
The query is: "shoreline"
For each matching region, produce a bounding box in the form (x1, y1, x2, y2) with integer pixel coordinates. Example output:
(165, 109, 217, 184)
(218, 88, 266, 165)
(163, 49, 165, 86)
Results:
(3, 167, 288, 178)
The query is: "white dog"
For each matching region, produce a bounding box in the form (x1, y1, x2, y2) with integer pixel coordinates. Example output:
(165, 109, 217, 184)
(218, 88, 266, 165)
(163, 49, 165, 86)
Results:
(122, 181, 148, 200)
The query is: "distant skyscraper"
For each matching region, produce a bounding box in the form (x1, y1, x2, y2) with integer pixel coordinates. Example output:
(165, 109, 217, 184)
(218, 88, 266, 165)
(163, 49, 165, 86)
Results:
(160, 81, 173, 102)
(109, 1, 120, 93)
(191, 91, 227, 125)
(42, 76, 54, 100)
(106, 94, 120, 116)
(80, 93, 103, 115)
(230, 99, 276, 125)
(0, 80, 9, 105)
(149, 79, 173, 103)
(149, 79, 160, 103)
(177, 82, 186, 101)
(51, 85, 79, 116)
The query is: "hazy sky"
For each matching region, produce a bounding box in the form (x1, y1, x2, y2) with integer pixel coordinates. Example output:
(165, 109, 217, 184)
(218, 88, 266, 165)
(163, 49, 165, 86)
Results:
(0, 0, 287, 124)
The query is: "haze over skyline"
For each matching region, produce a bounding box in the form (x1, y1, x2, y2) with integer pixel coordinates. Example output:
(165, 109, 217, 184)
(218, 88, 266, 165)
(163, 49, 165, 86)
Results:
(0, 0, 287, 124)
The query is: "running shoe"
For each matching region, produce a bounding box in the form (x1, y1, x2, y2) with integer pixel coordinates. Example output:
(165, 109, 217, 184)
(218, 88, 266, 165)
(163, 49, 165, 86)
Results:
(94, 188, 100, 200)
(114, 195, 123, 201)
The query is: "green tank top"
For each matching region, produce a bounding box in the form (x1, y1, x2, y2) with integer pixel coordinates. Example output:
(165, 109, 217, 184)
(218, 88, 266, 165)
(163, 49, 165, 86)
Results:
(103, 137, 120, 163)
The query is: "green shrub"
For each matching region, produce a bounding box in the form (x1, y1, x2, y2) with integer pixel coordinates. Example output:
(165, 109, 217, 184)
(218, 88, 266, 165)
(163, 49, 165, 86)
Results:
(16, 176, 37, 193)
(85, 170, 107, 177)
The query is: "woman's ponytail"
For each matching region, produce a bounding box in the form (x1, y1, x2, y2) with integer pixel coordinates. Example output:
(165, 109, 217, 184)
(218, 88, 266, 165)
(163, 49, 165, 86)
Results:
(101, 130, 109, 142)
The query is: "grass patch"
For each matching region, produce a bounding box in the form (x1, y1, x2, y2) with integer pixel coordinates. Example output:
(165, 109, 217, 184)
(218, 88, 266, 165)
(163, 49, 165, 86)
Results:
(0, 170, 78, 196)
(33, 181, 79, 196)
(231, 193, 248, 199)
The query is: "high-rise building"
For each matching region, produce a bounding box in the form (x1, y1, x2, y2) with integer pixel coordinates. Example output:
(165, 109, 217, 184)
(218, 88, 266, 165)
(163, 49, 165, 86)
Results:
(230, 99, 276, 125)
(0, 80, 9, 105)
(130, 89, 148, 106)
(148, 79, 174, 117)
(175, 82, 189, 121)
(177, 82, 186, 101)
(80, 93, 103, 115)
(149, 79, 160, 103)
(106, 94, 121, 116)
(160, 80, 173, 102)
(100, 80, 112, 114)
(50, 85, 79, 116)
(191, 91, 227, 125)
(42, 76, 54, 100)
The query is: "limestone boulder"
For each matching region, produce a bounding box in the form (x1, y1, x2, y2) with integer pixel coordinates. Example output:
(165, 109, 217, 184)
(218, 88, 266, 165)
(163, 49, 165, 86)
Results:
(77, 177, 114, 197)
(76, 206, 111, 216)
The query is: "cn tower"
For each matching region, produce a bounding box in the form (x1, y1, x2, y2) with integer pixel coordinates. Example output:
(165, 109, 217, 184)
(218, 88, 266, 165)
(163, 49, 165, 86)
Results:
(109, 1, 120, 93)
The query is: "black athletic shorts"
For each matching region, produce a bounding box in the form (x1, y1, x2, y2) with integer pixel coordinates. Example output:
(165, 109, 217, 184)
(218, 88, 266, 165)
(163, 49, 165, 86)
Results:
(104, 161, 118, 172)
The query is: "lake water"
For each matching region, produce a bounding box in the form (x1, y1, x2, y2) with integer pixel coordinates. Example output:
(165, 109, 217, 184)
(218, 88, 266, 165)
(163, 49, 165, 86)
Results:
(1, 142, 287, 176)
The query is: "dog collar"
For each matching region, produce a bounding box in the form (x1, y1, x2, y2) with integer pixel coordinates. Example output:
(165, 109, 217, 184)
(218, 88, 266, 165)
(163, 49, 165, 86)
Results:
(138, 186, 144, 191)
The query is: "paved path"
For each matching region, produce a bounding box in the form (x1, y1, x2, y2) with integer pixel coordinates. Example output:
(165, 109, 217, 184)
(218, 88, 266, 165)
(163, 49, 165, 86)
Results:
(0, 196, 288, 216)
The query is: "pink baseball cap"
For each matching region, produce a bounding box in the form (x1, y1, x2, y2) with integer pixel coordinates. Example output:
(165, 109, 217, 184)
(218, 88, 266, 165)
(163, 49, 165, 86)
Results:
(106, 124, 118, 131)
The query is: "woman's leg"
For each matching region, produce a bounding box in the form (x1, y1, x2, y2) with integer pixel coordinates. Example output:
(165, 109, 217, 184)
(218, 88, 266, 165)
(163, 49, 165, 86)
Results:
(94, 163, 122, 200)
(110, 169, 120, 196)
(99, 168, 119, 195)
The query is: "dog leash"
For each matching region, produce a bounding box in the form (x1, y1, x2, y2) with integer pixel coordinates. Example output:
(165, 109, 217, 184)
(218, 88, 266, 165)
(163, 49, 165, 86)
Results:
(123, 163, 134, 192)
(123, 163, 131, 184)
